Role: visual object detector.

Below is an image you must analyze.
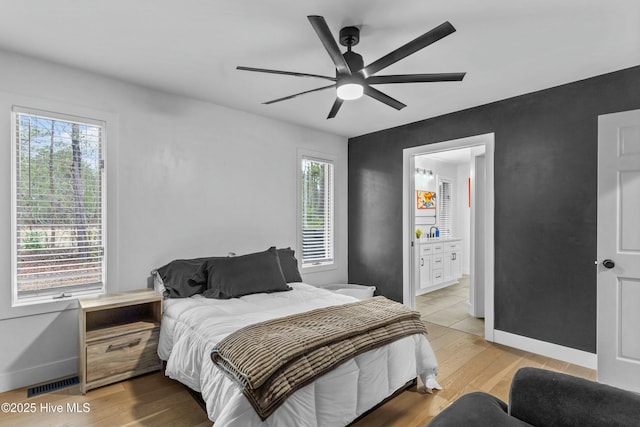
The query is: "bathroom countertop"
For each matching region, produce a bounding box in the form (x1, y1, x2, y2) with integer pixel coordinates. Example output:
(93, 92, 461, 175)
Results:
(418, 236, 461, 243)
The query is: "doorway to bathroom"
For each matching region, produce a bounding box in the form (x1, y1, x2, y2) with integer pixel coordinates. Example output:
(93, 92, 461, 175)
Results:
(402, 133, 495, 340)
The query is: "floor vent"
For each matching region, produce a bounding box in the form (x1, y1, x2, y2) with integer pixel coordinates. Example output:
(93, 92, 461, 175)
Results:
(27, 376, 79, 398)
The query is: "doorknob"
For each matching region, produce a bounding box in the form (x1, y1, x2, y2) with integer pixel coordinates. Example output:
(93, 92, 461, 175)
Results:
(602, 259, 615, 269)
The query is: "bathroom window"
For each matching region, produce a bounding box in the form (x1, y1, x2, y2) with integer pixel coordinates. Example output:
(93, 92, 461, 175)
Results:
(11, 107, 106, 305)
(439, 178, 453, 237)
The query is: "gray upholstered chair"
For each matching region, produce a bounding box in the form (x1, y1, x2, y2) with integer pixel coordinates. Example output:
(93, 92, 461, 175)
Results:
(427, 367, 640, 426)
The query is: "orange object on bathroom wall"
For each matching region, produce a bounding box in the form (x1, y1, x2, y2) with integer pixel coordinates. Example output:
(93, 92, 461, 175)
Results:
(417, 190, 436, 209)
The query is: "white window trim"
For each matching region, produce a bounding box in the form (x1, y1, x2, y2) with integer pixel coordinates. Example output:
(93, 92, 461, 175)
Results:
(437, 175, 454, 238)
(297, 149, 337, 274)
(11, 106, 107, 307)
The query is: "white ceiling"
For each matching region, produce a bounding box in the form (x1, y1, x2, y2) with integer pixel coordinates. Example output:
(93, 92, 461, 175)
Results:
(0, 1, 638, 138)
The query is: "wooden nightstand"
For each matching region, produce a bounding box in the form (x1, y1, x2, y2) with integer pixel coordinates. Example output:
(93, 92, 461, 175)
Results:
(78, 289, 163, 394)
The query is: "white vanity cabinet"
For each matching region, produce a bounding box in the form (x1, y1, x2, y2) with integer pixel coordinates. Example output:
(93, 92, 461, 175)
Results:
(417, 238, 462, 295)
(431, 242, 444, 287)
(443, 240, 462, 284)
(419, 244, 433, 289)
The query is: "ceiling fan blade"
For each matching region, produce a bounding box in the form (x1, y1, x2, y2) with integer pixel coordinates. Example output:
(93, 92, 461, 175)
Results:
(367, 72, 466, 84)
(364, 86, 406, 110)
(237, 66, 336, 82)
(307, 15, 351, 75)
(263, 84, 335, 105)
(362, 21, 456, 77)
(327, 98, 344, 119)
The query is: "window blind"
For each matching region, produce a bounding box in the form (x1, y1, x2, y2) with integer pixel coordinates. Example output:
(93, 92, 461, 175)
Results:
(439, 179, 453, 237)
(12, 108, 106, 303)
(301, 157, 334, 267)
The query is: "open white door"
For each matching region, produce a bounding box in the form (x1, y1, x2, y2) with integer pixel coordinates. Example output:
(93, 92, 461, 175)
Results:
(597, 109, 640, 392)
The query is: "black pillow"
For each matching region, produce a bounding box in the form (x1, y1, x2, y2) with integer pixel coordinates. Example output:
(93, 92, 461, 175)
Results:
(200, 247, 291, 299)
(156, 256, 224, 298)
(276, 247, 303, 283)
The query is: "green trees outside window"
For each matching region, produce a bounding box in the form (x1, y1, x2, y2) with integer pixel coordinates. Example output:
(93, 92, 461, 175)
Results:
(13, 110, 105, 302)
(301, 157, 334, 266)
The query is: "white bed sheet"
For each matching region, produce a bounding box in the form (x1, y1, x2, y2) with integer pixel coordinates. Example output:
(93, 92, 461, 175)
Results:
(159, 282, 439, 427)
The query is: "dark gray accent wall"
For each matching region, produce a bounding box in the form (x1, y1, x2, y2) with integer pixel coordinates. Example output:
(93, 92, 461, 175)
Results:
(348, 66, 640, 353)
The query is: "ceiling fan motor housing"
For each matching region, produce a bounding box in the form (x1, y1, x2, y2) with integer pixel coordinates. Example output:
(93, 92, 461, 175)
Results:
(342, 50, 364, 74)
(339, 26, 360, 47)
(339, 26, 364, 78)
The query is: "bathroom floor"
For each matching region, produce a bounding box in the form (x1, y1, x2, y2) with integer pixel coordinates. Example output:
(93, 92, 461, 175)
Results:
(415, 275, 485, 336)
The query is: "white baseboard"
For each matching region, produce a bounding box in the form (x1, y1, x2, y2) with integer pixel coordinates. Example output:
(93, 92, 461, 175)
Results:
(0, 357, 78, 393)
(494, 330, 597, 370)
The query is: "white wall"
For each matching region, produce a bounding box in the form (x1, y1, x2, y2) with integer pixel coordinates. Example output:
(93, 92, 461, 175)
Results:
(0, 49, 348, 392)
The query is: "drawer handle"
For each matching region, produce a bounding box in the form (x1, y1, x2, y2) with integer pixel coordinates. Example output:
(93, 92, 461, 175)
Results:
(106, 338, 141, 352)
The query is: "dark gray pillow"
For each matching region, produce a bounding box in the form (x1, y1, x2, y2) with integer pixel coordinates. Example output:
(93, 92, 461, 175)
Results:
(156, 256, 224, 298)
(277, 247, 303, 283)
(201, 247, 291, 299)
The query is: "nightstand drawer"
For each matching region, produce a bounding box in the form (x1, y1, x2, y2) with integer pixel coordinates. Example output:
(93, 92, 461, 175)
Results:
(86, 328, 160, 383)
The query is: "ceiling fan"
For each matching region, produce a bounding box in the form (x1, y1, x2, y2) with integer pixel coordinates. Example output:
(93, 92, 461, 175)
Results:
(237, 15, 465, 119)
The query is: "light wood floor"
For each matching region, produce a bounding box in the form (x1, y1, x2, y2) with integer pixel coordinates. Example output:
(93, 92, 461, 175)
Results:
(0, 323, 595, 427)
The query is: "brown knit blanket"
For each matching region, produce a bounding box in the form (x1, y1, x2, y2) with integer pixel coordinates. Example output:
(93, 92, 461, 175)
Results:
(210, 296, 427, 420)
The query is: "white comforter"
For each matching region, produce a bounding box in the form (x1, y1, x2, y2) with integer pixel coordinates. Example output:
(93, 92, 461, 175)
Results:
(158, 283, 439, 427)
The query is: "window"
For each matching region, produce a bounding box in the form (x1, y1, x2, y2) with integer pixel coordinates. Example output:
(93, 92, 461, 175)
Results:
(438, 178, 453, 237)
(12, 107, 106, 305)
(300, 156, 334, 268)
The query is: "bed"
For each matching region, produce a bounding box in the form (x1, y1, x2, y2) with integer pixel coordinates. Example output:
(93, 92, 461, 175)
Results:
(154, 248, 440, 427)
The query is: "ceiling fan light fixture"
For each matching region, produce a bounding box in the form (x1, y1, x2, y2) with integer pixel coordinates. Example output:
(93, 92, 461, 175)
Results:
(336, 82, 364, 100)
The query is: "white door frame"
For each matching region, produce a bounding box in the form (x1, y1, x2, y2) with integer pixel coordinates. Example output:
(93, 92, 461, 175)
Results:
(402, 133, 495, 341)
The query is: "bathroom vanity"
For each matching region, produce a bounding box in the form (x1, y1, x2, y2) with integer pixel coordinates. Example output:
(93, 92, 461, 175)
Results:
(417, 237, 463, 295)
